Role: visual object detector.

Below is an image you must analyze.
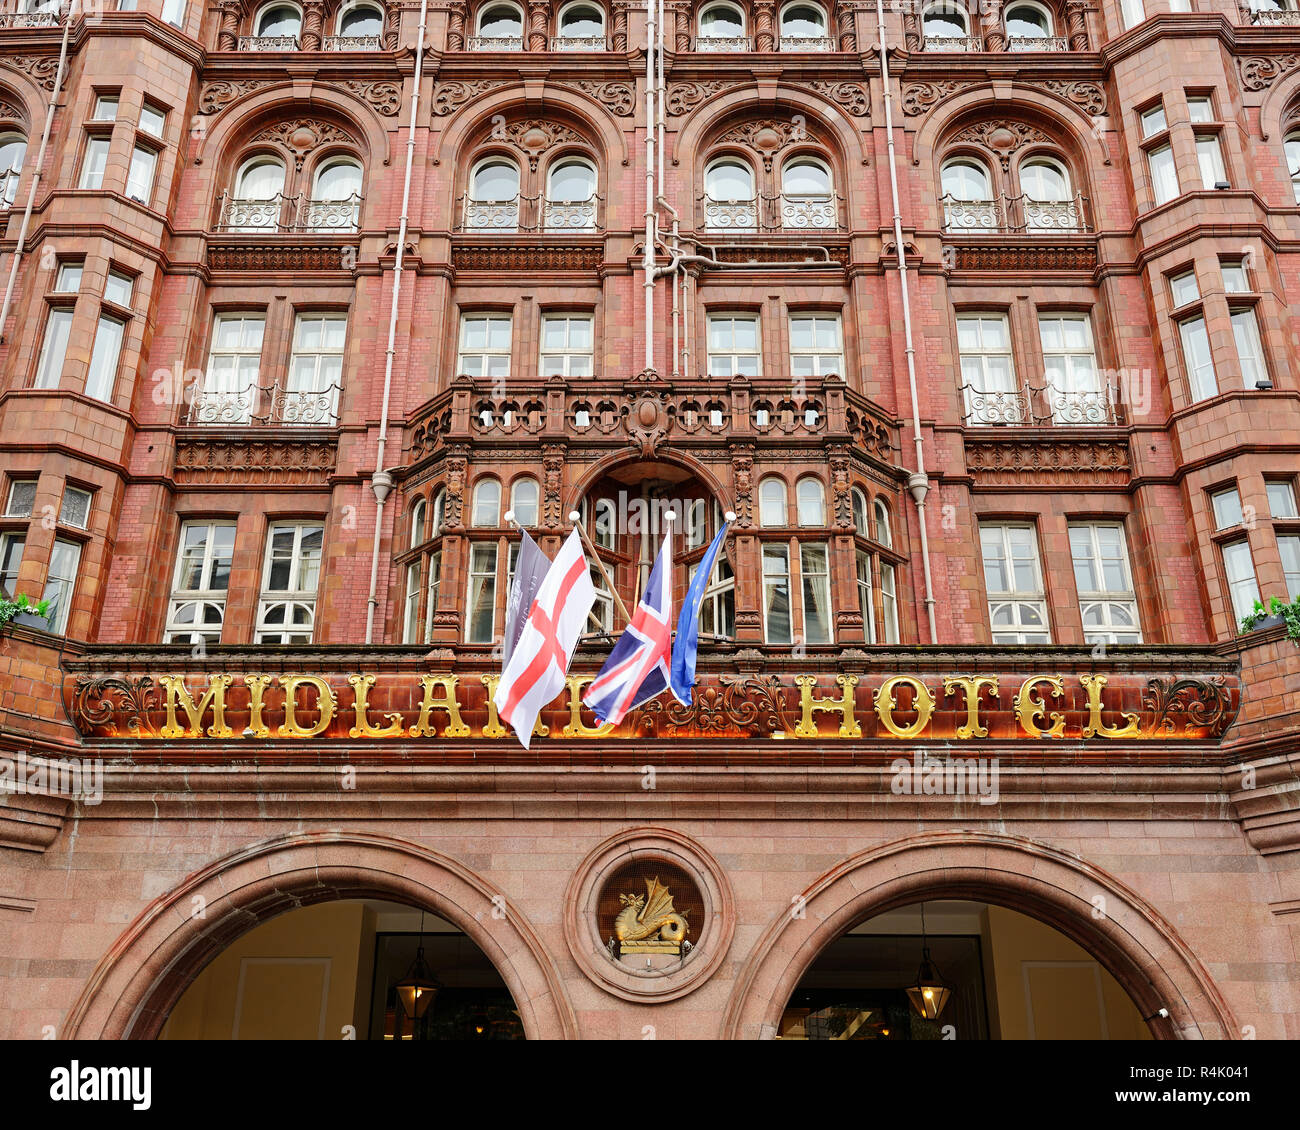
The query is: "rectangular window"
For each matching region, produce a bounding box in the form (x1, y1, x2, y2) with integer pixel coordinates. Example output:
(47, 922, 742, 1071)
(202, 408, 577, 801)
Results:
(256, 523, 323, 643)
(957, 314, 1018, 423)
(1280, 536, 1300, 600)
(54, 261, 83, 293)
(41, 538, 80, 635)
(1211, 487, 1243, 530)
(165, 521, 235, 643)
(1038, 313, 1100, 419)
(1169, 270, 1199, 307)
(1139, 105, 1166, 139)
(855, 550, 875, 644)
(204, 313, 265, 418)
(789, 314, 844, 377)
(104, 270, 133, 308)
(59, 486, 92, 529)
(800, 543, 832, 645)
(161, 0, 184, 26)
(1221, 260, 1249, 294)
(422, 548, 442, 642)
(589, 562, 614, 633)
(693, 555, 734, 638)
(139, 102, 166, 138)
(1187, 96, 1213, 124)
(1221, 539, 1258, 625)
(1069, 523, 1142, 644)
(125, 144, 157, 204)
(34, 308, 73, 389)
(1230, 307, 1267, 387)
(403, 560, 422, 644)
(539, 314, 593, 377)
(1178, 315, 1217, 401)
(980, 523, 1051, 644)
(288, 313, 346, 422)
(91, 95, 118, 121)
(5, 479, 36, 518)
(79, 137, 110, 190)
(684, 498, 706, 550)
(761, 543, 791, 645)
(1195, 135, 1226, 189)
(85, 313, 126, 402)
(0, 531, 24, 598)
(466, 542, 498, 644)
(880, 561, 899, 644)
(1148, 144, 1178, 205)
(1120, 0, 1144, 28)
(457, 313, 511, 378)
(707, 314, 761, 377)
(1266, 479, 1298, 518)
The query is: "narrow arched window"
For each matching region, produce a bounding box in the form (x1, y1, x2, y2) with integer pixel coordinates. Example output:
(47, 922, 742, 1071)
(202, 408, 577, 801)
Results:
(0, 132, 26, 206)
(704, 157, 756, 230)
(411, 498, 427, 548)
(873, 499, 892, 547)
(759, 477, 787, 527)
(940, 157, 994, 231)
(472, 479, 501, 527)
(796, 477, 825, 526)
(698, 1, 746, 49)
(1020, 156, 1071, 201)
(430, 488, 446, 536)
(941, 158, 990, 200)
(476, 2, 523, 39)
(510, 477, 540, 527)
(228, 155, 286, 231)
(466, 157, 520, 230)
(1286, 131, 1300, 204)
(780, 2, 828, 45)
(338, 3, 383, 37)
(1005, 1, 1052, 45)
(544, 157, 597, 231)
(922, 1, 969, 47)
(780, 157, 834, 228)
(557, 1, 605, 46)
(1019, 156, 1077, 233)
(851, 488, 869, 537)
(255, 2, 302, 39)
(308, 156, 362, 231)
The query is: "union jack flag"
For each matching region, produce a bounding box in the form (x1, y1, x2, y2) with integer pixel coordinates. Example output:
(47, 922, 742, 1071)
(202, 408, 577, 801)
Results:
(583, 535, 673, 726)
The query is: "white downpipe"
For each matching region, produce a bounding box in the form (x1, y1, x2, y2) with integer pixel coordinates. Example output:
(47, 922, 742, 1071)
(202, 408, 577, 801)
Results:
(0, 0, 78, 342)
(875, 0, 938, 643)
(643, 0, 656, 374)
(365, 0, 428, 644)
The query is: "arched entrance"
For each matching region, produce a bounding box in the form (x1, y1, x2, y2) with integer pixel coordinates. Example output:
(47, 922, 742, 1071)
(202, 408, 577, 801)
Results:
(722, 831, 1237, 1040)
(62, 831, 577, 1040)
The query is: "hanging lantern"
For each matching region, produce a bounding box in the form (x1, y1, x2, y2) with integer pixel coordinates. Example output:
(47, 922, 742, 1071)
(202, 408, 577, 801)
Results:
(905, 902, 952, 1021)
(395, 943, 440, 1019)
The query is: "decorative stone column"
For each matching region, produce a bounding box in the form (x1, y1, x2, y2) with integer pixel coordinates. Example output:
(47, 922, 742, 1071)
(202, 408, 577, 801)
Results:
(837, 4, 856, 51)
(902, 11, 920, 51)
(217, 0, 240, 51)
(755, 0, 775, 50)
(611, 0, 629, 50)
(447, 0, 466, 49)
(527, 0, 549, 50)
(1066, 0, 1090, 51)
(302, 0, 324, 50)
(670, 0, 691, 51)
(983, 11, 1005, 52)
(382, 4, 400, 49)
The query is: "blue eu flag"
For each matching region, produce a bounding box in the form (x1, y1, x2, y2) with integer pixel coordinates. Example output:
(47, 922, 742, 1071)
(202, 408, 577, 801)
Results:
(669, 518, 732, 705)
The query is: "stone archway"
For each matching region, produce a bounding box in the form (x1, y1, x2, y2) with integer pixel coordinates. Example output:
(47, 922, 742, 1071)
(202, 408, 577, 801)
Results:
(721, 830, 1237, 1040)
(62, 831, 578, 1040)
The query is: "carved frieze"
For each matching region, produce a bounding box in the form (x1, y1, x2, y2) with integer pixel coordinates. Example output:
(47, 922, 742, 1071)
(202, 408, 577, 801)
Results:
(199, 79, 278, 114)
(251, 118, 359, 168)
(1038, 80, 1106, 117)
(665, 80, 734, 115)
(965, 439, 1130, 486)
(208, 244, 358, 271)
(568, 80, 636, 116)
(805, 81, 870, 117)
(950, 120, 1054, 171)
(452, 243, 602, 271)
(173, 438, 338, 486)
(901, 80, 1106, 117)
(951, 244, 1097, 272)
(901, 81, 974, 116)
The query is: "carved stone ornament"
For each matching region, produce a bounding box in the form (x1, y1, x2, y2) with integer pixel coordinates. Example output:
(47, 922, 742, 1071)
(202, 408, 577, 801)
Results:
(614, 878, 689, 955)
(901, 79, 1106, 118)
(902, 81, 975, 116)
(251, 119, 358, 169)
(806, 81, 870, 117)
(442, 446, 468, 530)
(0, 99, 25, 125)
(951, 244, 1098, 272)
(665, 80, 735, 116)
(1037, 80, 1106, 117)
(626, 391, 673, 457)
(2, 56, 60, 93)
(568, 80, 636, 116)
(207, 244, 358, 272)
(431, 79, 510, 115)
(716, 118, 810, 171)
(1238, 54, 1300, 92)
(542, 444, 566, 527)
(829, 446, 853, 528)
(451, 244, 602, 272)
(339, 80, 402, 116)
(173, 438, 337, 486)
(730, 444, 755, 528)
(493, 118, 587, 170)
(199, 79, 278, 115)
(965, 439, 1131, 486)
(950, 120, 1054, 171)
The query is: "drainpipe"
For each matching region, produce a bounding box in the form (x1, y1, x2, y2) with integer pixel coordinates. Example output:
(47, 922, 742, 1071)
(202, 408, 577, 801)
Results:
(875, 0, 938, 644)
(643, 0, 656, 374)
(364, 0, 428, 643)
(0, 0, 78, 343)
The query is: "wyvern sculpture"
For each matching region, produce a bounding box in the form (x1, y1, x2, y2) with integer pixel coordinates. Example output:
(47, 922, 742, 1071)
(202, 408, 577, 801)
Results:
(614, 877, 690, 955)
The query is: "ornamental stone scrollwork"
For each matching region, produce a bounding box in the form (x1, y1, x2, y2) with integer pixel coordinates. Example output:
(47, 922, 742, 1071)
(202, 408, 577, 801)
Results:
(251, 119, 359, 169)
(70, 676, 160, 738)
(431, 79, 510, 115)
(626, 391, 674, 457)
(730, 443, 755, 528)
(0, 99, 25, 124)
(951, 244, 1097, 272)
(805, 81, 870, 117)
(3, 56, 60, 92)
(1238, 54, 1300, 92)
(568, 80, 636, 116)
(494, 119, 587, 170)
(207, 244, 359, 271)
(542, 444, 566, 527)
(665, 80, 735, 115)
(950, 120, 1054, 171)
(965, 439, 1131, 486)
(716, 119, 810, 171)
(199, 79, 279, 114)
(451, 244, 603, 271)
(901, 81, 975, 116)
(173, 439, 337, 487)
(1142, 677, 1234, 739)
(339, 80, 402, 116)
(442, 445, 468, 530)
(1037, 80, 1106, 117)
(902, 80, 1106, 119)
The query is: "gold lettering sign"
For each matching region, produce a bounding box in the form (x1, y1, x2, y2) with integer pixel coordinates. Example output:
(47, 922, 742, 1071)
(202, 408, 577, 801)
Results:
(874, 675, 935, 740)
(1079, 674, 1141, 739)
(794, 674, 861, 738)
(1015, 677, 1065, 738)
(159, 674, 233, 739)
(943, 676, 999, 740)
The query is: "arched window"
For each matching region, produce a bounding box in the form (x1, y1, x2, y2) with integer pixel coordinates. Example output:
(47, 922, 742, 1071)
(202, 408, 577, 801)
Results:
(780, 157, 835, 228)
(873, 499, 892, 547)
(796, 477, 825, 526)
(851, 488, 869, 537)
(557, 1, 605, 46)
(0, 132, 26, 207)
(308, 156, 362, 231)
(1005, 1, 1052, 43)
(471, 479, 501, 527)
(430, 488, 446, 536)
(940, 157, 994, 231)
(1286, 131, 1300, 204)
(780, 2, 829, 45)
(476, 2, 524, 40)
(337, 3, 383, 37)
(510, 477, 540, 527)
(698, 1, 746, 48)
(704, 157, 756, 230)
(590, 497, 616, 549)
(759, 477, 787, 527)
(229, 155, 286, 231)
(922, 2, 969, 47)
(1019, 156, 1076, 232)
(410, 498, 427, 548)
(544, 156, 597, 231)
(466, 157, 520, 230)
(254, 2, 302, 39)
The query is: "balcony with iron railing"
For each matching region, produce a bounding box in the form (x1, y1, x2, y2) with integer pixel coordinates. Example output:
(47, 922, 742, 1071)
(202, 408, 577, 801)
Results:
(214, 192, 362, 234)
(322, 34, 382, 49)
(1245, 5, 1300, 25)
(778, 35, 836, 50)
(698, 193, 843, 233)
(940, 193, 1091, 235)
(550, 34, 608, 50)
(0, 7, 59, 29)
(456, 193, 602, 234)
(962, 382, 1121, 427)
(692, 35, 754, 51)
(1007, 34, 1068, 50)
(239, 34, 301, 50)
(186, 382, 342, 427)
(923, 35, 984, 52)
(467, 34, 524, 49)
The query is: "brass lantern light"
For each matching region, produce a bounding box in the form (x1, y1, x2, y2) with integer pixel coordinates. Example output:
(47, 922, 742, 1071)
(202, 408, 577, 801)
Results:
(905, 903, 952, 1021)
(395, 911, 441, 1021)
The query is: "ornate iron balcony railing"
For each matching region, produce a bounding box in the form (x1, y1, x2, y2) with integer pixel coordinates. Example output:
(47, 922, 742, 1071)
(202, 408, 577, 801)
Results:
(1042, 384, 1120, 426)
(1007, 34, 1068, 50)
(1249, 7, 1300, 25)
(466, 34, 524, 49)
(778, 35, 836, 51)
(924, 34, 983, 52)
(963, 385, 1033, 426)
(0, 10, 58, 28)
(699, 193, 843, 233)
(940, 193, 1090, 234)
(458, 193, 602, 233)
(962, 382, 1119, 426)
(215, 192, 362, 233)
(322, 34, 382, 49)
(693, 35, 754, 51)
(550, 34, 608, 50)
(239, 34, 301, 51)
(186, 381, 342, 427)
(0, 169, 20, 209)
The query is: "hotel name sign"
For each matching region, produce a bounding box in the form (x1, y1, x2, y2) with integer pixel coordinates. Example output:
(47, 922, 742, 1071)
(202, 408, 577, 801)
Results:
(65, 668, 1238, 744)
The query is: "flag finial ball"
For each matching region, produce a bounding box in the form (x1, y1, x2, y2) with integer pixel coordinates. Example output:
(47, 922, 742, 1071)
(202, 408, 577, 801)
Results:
(504, 510, 515, 523)
(568, 510, 581, 522)
(725, 510, 737, 522)
(664, 510, 676, 522)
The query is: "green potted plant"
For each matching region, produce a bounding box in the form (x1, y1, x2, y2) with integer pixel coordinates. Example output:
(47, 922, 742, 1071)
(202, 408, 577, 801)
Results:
(0, 593, 51, 632)
(1240, 595, 1300, 644)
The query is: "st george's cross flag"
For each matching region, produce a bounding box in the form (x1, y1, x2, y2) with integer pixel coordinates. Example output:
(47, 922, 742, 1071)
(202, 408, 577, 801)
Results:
(583, 533, 672, 727)
(493, 528, 595, 749)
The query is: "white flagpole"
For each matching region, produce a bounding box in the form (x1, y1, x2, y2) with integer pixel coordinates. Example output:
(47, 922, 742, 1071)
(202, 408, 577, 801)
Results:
(568, 509, 632, 625)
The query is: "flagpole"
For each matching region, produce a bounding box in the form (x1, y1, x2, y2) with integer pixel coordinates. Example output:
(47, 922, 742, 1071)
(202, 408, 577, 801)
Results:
(506, 509, 607, 635)
(568, 510, 633, 626)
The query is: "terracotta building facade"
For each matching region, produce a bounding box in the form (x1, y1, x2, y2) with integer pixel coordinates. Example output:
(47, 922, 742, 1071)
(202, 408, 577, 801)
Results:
(0, 0, 1298, 1041)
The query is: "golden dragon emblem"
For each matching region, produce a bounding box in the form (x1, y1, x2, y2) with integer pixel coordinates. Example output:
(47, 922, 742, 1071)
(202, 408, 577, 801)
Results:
(613, 877, 690, 954)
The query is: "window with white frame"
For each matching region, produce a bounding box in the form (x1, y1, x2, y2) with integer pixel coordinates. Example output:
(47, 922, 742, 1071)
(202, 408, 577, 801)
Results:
(1069, 522, 1142, 644)
(1221, 259, 1249, 294)
(707, 313, 761, 376)
(1138, 104, 1167, 139)
(1221, 539, 1259, 625)
(789, 313, 843, 376)
(54, 261, 83, 293)
(1147, 144, 1178, 206)
(104, 270, 132, 308)
(79, 137, 110, 190)
(1194, 134, 1226, 189)
(880, 560, 899, 643)
(873, 499, 892, 547)
(85, 311, 126, 403)
(693, 553, 734, 637)
(1169, 269, 1199, 307)
(41, 538, 79, 634)
(125, 144, 158, 204)
(510, 477, 539, 527)
(139, 101, 166, 138)
(0, 530, 23, 598)
(796, 477, 825, 527)
(59, 486, 92, 530)
(6, 480, 36, 518)
(165, 522, 235, 643)
(92, 95, 118, 122)
(759, 477, 787, 527)
(1178, 315, 1217, 401)
(288, 313, 346, 422)
(1210, 487, 1243, 530)
(1286, 132, 1300, 204)
(34, 308, 73, 389)
(422, 548, 442, 642)
(800, 542, 832, 644)
(980, 523, 1051, 643)
(204, 313, 265, 416)
(410, 499, 427, 548)
(466, 542, 498, 643)
(851, 488, 868, 537)
(588, 561, 614, 633)
(685, 498, 707, 549)
(1119, 0, 1144, 29)
(761, 543, 792, 644)
(540, 314, 593, 376)
(1279, 535, 1300, 599)
(1266, 479, 1298, 518)
(430, 488, 446, 537)
(472, 480, 501, 527)
(1039, 312, 1102, 421)
(855, 549, 875, 643)
(458, 313, 511, 377)
(590, 496, 615, 549)
(403, 558, 422, 643)
(958, 314, 1019, 423)
(1230, 307, 1268, 387)
(256, 523, 323, 643)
